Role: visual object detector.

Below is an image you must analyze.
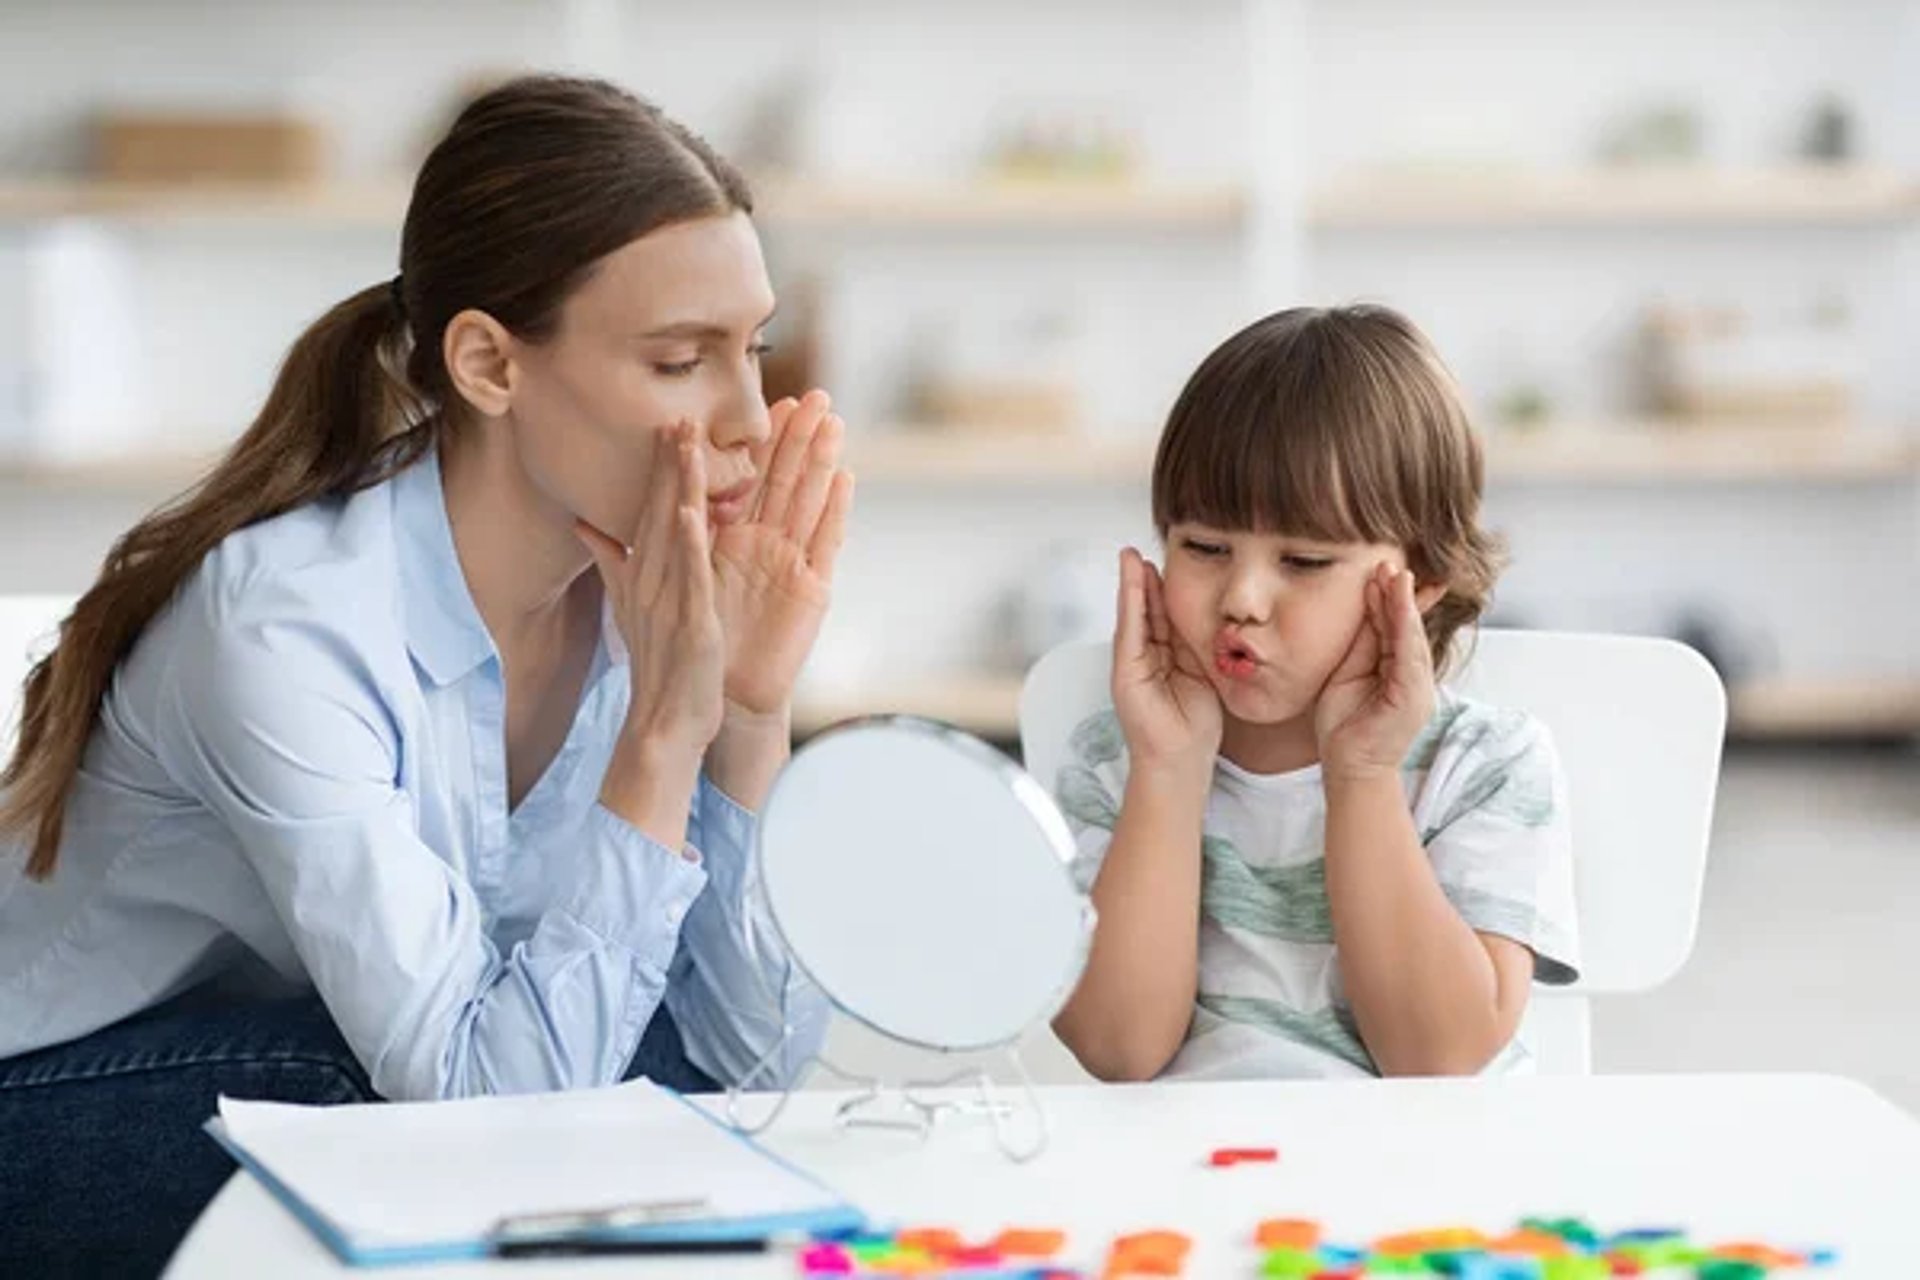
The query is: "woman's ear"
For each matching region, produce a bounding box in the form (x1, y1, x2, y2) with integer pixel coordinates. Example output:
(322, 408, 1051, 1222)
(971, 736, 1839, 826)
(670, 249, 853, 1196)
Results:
(442, 308, 517, 419)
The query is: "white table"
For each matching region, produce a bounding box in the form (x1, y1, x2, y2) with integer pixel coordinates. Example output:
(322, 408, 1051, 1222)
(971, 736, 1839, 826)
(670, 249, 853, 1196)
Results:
(166, 1074, 1919, 1278)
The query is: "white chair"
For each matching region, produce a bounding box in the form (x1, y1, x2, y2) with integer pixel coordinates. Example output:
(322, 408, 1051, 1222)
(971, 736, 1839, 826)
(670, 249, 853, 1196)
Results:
(1018, 628, 1727, 1076)
(1, 594, 75, 754)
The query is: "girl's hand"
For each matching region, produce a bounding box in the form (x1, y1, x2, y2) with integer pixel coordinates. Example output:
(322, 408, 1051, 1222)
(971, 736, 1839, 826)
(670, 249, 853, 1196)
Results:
(576, 420, 726, 757)
(1111, 547, 1223, 786)
(1315, 562, 1437, 783)
(711, 390, 855, 720)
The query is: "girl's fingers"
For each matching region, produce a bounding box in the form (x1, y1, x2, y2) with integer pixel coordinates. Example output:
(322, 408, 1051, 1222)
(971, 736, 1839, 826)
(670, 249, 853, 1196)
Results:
(756, 389, 828, 528)
(1143, 560, 1171, 649)
(1114, 549, 1146, 662)
(784, 413, 843, 543)
(806, 470, 855, 581)
(1397, 570, 1431, 678)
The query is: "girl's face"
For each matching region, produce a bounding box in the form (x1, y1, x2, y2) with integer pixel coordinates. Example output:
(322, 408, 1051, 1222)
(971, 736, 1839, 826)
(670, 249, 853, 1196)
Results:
(1161, 523, 1413, 726)
(504, 211, 777, 543)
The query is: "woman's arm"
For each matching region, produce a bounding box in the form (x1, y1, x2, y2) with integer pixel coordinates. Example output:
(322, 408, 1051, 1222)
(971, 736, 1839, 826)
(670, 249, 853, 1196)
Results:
(664, 776, 830, 1088)
(153, 604, 713, 1102)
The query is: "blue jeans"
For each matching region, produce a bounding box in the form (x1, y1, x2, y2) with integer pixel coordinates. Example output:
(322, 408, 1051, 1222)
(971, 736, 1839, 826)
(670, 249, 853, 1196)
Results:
(0, 992, 717, 1279)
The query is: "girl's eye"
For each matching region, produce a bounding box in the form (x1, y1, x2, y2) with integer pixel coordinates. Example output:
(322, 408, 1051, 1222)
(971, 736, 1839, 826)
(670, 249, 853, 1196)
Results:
(653, 359, 702, 378)
(1181, 538, 1228, 558)
(1284, 555, 1333, 571)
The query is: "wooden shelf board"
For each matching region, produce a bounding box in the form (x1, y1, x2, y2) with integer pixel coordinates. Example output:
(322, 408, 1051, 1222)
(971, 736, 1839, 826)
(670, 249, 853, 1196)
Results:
(755, 176, 1247, 228)
(1728, 677, 1920, 738)
(793, 674, 1024, 739)
(0, 176, 1246, 231)
(4, 423, 1913, 493)
(1311, 166, 1920, 229)
(794, 671, 1920, 743)
(1485, 423, 1920, 482)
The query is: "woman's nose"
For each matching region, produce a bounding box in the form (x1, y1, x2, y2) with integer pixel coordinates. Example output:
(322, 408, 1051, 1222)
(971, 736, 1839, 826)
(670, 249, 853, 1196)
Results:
(708, 368, 773, 451)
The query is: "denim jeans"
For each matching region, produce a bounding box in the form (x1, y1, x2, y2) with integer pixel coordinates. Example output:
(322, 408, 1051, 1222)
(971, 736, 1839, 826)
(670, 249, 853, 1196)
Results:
(0, 992, 716, 1279)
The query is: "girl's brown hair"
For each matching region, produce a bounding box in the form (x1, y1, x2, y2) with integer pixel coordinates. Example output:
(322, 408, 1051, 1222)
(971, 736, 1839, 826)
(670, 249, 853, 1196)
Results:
(2, 75, 751, 879)
(1151, 304, 1504, 676)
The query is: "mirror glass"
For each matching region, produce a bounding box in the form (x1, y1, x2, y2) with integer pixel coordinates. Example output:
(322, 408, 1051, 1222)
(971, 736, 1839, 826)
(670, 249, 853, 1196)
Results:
(757, 716, 1094, 1054)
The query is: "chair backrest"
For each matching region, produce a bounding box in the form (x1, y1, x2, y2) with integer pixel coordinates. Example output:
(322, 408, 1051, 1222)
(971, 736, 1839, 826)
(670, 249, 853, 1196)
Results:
(1019, 628, 1726, 1074)
(1, 594, 75, 755)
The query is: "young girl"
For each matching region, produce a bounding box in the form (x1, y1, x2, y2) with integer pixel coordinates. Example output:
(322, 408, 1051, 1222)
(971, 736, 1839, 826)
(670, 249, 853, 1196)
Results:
(1051, 305, 1579, 1083)
(0, 76, 849, 1272)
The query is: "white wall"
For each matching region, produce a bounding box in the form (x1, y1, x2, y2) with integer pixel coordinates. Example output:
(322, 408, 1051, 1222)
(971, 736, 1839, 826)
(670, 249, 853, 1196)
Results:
(0, 0, 1915, 696)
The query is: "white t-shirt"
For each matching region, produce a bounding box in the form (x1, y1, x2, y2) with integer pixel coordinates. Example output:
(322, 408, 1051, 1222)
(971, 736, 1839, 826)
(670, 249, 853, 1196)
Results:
(1055, 690, 1581, 1080)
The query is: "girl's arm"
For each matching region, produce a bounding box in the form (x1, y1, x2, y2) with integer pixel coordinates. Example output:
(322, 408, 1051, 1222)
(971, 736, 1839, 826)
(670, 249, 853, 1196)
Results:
(1052, 763, 1210, 1082)
(1323, 772, 1533, 1075)
(1316, 563, 1533, 1076)
(1052, 549, 1223, 1082)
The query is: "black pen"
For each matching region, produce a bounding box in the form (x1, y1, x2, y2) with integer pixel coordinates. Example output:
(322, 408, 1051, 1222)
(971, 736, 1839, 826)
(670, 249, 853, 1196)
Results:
(494, 1235, 776, 1259)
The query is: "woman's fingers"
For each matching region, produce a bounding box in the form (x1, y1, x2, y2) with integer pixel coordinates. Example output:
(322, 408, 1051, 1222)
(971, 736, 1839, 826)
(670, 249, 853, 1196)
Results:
(574, 518, 629, 598)
(751, 396, 798, 482)
(806, 470, 855, 582)
(784, 413, 843, 543)
(678, 502, 718, 630)
(755, 389, 828, 528)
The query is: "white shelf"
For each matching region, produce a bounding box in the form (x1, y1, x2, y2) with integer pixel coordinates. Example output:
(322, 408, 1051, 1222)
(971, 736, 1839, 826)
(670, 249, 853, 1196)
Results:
(0, 176, 1247, 232)
(1310, 166, 1920, 229)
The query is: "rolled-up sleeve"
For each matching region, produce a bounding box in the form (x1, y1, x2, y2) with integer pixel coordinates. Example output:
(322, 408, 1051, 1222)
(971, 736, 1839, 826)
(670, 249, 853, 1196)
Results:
(665, 780, 830, 1089)
(150, 604, 707, 1101)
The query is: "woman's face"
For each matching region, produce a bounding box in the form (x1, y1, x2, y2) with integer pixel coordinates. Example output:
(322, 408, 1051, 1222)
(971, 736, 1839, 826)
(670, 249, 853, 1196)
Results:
(504, 210, 777, 543)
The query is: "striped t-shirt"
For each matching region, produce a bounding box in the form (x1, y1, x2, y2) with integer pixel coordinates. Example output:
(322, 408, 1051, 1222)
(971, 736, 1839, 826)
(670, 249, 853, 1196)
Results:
(1054, 691, 1581, 1080)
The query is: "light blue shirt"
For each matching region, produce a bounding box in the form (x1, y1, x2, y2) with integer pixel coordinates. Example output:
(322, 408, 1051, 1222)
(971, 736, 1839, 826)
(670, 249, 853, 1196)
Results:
(0, 452, 828, 1100)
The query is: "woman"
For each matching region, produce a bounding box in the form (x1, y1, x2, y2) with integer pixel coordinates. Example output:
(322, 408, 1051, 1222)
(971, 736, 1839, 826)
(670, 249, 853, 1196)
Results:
(0, 75, 848, 1275)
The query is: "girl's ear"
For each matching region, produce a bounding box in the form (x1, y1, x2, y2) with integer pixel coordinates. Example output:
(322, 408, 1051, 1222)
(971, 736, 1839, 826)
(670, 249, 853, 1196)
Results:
(1414, 579, 1448, 614)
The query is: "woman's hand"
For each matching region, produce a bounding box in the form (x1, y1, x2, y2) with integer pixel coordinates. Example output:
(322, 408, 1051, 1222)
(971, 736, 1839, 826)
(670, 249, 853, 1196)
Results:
(1111, 547, 1222, 788)
(711, 390, 854, 721)
(577, 420, 726, 762)
(1315, 562, 1437, 783)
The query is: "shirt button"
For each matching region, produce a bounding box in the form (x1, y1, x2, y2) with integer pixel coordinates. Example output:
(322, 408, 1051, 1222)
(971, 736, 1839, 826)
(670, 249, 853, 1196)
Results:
(665, 902, 686, 926)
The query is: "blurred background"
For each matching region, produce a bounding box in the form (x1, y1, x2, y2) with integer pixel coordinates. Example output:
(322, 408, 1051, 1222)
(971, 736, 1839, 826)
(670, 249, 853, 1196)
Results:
(0, 1, 1914, 1105)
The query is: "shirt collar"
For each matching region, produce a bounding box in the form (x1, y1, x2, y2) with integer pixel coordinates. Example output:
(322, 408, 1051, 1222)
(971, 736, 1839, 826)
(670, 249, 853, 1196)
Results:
(392, 449, 496, 687)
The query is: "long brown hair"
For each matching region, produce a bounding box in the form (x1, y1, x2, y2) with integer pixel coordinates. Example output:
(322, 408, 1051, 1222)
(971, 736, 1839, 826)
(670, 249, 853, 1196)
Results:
(1151, 304, 1506, 676)
(2, 75, 751, 879)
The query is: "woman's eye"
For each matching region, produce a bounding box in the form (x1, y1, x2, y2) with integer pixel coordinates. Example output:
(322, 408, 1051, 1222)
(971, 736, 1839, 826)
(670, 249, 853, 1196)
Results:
(653, 358, 702, 378)
(749, 341, 774, 360)
(1182, 538, 1228, 558)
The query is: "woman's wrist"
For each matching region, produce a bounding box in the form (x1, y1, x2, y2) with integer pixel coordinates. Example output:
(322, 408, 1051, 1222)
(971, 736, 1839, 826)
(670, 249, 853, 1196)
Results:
(601, 728, 705, 851)
(705, 699, 792, 812)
